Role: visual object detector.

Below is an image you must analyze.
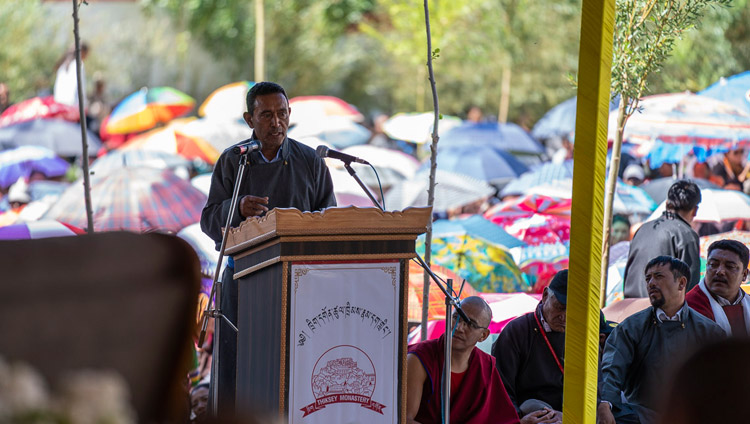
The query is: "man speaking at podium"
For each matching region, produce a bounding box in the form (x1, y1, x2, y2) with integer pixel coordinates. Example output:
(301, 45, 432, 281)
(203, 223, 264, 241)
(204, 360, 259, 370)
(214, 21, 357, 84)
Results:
(201, 81, 336, 412)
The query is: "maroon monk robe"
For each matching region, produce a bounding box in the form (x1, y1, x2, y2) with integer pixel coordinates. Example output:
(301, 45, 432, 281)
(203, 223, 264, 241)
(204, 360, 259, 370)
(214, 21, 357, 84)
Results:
(409, 335, 520, 424)
(686, 286, 748, 336)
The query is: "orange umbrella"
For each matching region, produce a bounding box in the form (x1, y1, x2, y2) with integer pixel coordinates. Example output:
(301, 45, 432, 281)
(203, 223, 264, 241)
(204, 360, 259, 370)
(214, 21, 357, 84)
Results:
(119, 123, 219, 164)
(408, 260, 478, 321)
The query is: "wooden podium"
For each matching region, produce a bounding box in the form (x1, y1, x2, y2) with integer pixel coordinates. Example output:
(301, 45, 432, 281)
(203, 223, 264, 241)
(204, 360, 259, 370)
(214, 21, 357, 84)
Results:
(225, 206, 431, 422)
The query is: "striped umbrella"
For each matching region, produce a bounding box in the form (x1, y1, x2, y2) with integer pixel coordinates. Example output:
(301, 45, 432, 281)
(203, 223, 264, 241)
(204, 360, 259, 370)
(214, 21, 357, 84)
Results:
(43, 167, 206, 232)
(105, 87, 195, 134)
(0, 220, 84, 239)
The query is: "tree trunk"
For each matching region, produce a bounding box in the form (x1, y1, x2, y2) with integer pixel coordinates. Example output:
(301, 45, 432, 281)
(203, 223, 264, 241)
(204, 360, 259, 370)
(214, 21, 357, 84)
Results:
(498, 64, 512, 123)
(599, 98, 627, 307)
(421, 0, 440, 341)
(254, 0, 265, 81)
(72, 0, 94, 234)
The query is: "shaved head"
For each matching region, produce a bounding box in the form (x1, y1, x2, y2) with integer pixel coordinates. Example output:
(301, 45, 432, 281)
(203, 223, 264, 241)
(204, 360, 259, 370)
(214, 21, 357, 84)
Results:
(459, 296, 492, 327)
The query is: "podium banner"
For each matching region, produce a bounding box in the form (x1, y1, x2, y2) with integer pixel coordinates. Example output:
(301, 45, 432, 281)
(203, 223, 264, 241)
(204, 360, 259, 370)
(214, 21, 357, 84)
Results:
(289, 261, 400, 424)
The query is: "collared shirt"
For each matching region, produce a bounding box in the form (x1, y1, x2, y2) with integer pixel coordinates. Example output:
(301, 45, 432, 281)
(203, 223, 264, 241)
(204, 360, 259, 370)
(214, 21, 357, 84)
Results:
(656, 304, 686, 323)
(713, 289, 745, 306)
(259, 146, 283, 163)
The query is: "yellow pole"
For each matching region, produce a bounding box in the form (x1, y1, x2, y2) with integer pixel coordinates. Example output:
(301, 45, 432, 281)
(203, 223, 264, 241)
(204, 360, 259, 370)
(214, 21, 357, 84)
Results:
(562, 0, 615, 422)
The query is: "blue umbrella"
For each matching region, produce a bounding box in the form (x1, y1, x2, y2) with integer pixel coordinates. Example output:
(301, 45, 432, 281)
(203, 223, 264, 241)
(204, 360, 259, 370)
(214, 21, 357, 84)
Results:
(424, 144, 529, 185)
(699, 71, 750, 115)
(532, 95, 620, 140)
(0, 118, 102, 157)
(439, 122, 545, 155)
(0, 146, 69, 190)
(500, 160, 574, 197)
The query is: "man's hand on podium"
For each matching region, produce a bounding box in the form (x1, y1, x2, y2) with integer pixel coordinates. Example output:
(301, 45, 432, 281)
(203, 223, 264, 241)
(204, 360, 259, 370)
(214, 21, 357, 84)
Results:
(240, 195, 269, 217)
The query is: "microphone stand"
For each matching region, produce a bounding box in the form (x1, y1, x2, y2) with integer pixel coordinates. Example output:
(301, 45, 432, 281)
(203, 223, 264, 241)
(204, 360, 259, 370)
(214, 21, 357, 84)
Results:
(198, 153, 249, 416)
(342, 160, 469, 423)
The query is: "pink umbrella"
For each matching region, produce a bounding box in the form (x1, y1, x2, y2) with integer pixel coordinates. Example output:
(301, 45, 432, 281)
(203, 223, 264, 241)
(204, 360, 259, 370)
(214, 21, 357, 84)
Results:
(0, 96, 80, 127)
(289, 95, 364, 125)
(0, 220, 84, 239)
(407, 292, 541, 343)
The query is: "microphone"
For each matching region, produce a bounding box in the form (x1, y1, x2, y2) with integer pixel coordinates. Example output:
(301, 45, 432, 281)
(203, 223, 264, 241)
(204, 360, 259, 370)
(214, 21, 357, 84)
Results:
(233, 140, 261, 155)
(316, 145, 370, 165)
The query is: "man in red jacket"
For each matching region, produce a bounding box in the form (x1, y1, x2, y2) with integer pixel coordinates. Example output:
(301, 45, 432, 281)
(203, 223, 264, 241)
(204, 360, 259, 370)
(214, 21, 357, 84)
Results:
(406, 296, 520, 424)
(686, 239, 750, 336)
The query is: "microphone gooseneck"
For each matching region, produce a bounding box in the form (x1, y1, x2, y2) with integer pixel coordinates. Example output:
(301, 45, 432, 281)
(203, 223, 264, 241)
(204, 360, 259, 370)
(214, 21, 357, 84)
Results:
(316, 145, 370, 165)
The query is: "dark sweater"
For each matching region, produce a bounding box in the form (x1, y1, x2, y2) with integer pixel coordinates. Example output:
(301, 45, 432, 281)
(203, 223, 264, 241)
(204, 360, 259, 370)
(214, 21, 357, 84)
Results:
(200, 136, 337, 249)
(492, 307, 565, 414)
(623, 211, 700, 298)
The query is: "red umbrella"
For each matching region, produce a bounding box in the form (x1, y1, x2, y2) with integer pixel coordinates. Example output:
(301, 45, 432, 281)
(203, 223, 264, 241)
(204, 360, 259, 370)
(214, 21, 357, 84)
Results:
(0, 96, 80, 127)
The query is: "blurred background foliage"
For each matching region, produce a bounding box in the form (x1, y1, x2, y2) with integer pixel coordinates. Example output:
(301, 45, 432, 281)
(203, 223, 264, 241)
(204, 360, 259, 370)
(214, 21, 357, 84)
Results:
(2, 0, 749, 127)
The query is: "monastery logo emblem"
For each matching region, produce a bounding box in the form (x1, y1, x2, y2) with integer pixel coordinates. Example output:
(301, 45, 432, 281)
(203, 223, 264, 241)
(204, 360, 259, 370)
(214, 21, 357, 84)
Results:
(301, 345, 386, 417)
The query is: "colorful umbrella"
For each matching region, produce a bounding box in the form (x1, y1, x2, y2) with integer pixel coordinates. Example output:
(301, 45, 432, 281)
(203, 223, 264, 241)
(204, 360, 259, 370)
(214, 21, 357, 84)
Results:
(417, 217, 526, 293)
(648, 188, 750, 223)
(119, 125, 219, 164)
(288, 95, 363, 125)
(0, 146, 69, 190)
(43, 167, 206, 232)
(288, 116, 371, 149)
(198, 81, 254, 120)
(523, 178, 656, 217)
(105, 87, 195, 135)
(699, 71, 750, 115)
(0, 96, 80, 128)
(382, 112, 462, 144)
(89, 149, 190, 178)
(407, 260, 477, 321)
(486, 194, 572, 286)
(385, 170, 495, 213)
(0, 118, 102, 157)
(439, 122, 545, 156)
(609, 92, 750, 149)
(420, 144, 529, 186)
(0, 220, 84, 239)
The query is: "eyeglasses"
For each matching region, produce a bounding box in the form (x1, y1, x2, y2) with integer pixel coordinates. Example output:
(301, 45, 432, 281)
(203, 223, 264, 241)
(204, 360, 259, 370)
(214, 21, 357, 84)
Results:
(451, 312, 489, 331)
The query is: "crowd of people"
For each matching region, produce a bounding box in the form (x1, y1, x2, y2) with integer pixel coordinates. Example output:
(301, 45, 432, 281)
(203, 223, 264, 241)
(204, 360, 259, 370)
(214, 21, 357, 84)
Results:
(407, 179, 749, 423)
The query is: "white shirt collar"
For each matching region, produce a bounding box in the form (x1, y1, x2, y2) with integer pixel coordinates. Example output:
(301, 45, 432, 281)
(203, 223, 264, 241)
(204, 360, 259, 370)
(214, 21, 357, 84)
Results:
(656, 303, 686, 323)
(713, 289, 745, 307)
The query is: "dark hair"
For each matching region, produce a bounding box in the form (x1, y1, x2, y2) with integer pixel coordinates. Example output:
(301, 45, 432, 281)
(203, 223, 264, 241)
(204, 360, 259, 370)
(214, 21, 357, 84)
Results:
(666, 180, 701, 212)
(245, 82, 288, 116)
(645, 255, 691, 283)
(612, 214, 630, 228)
(55, 42, 89, 71)
(708, 239, 750, 269)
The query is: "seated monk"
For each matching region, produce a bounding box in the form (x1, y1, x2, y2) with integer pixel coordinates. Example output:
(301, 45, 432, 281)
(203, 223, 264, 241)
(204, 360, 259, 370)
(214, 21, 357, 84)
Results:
(406, 296, 519, 424)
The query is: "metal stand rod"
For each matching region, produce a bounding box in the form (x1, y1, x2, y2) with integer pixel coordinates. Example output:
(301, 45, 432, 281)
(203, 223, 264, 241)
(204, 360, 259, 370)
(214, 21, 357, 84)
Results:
(344, 162, 383, 210)
(443, 278, 453, 423)
(196, 153, 250, 416)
